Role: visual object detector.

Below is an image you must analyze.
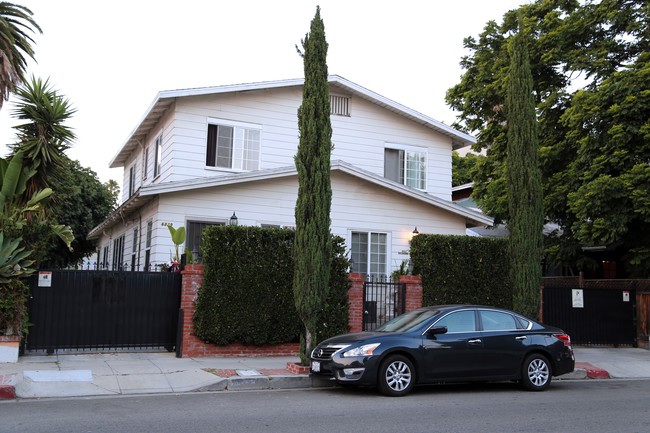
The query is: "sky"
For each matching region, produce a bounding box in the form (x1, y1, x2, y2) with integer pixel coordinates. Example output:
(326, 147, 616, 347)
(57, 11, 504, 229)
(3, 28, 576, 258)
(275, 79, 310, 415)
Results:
(0, 0, 526, 183)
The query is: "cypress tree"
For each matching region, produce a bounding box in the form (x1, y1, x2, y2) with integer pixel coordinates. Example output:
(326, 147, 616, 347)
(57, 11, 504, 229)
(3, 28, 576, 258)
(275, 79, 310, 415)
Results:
(293, 6, 333, 363)
(506, 19, 544, 319)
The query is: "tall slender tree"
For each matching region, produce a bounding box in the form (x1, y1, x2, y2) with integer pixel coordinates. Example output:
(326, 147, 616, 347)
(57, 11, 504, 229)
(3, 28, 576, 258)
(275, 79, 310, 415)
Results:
(506, 19, 543, 319)
(293, 6, 333, 364)
(0, 2, 41, 110)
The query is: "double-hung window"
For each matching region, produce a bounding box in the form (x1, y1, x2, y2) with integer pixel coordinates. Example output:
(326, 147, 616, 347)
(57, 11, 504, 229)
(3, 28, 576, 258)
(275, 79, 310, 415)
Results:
(384, 144, 427, 190)
(350, 231, 389, 277)
(206, 119, 261, 171)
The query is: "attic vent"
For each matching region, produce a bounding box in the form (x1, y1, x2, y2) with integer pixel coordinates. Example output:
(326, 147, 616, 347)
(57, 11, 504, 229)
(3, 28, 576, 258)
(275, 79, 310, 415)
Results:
(330, 95, 350, 116)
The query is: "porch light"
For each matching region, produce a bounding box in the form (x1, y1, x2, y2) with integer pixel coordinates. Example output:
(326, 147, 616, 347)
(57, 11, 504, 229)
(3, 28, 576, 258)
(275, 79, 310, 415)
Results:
(412, 227, 419, 236)
(229, 212, 238, 226)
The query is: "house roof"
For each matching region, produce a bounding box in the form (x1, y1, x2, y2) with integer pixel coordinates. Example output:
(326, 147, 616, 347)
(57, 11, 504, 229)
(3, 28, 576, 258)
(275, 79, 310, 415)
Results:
(87, 160, 492, 240)
(109, 75, 476, 168)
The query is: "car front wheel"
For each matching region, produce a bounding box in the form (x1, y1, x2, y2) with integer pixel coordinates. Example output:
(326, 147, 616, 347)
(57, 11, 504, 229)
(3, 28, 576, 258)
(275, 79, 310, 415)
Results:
(522, 353, 552, 391)
(378, 355, 415, 397)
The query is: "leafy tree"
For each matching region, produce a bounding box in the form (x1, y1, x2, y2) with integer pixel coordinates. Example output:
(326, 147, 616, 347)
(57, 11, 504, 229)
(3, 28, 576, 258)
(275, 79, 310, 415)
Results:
(506, 20, 543, 319)
(7, 77, 114, 268)
(452, 151, 484, 187)
(0, 2, 41, 109)
(37, 159, 115, 268)
(293, 6, 333, 364)
(446, 0, 650, 276)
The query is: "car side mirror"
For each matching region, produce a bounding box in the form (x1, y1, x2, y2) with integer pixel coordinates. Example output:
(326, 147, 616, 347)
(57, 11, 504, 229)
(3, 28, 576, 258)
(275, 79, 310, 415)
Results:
(426, 326, 448, 338)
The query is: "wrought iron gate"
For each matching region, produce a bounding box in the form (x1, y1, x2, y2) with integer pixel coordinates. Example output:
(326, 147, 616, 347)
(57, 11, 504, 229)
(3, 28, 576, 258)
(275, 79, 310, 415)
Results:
(363, 278, 406, 331)
(26, 270, 182, 353)
(543, 285, 636, 346)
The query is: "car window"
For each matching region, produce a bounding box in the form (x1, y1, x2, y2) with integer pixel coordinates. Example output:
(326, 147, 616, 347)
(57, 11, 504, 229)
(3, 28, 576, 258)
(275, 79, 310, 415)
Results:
(480, 310, 518, 331)
(376, 309, 440, 332)
(434, 310, 476, 333)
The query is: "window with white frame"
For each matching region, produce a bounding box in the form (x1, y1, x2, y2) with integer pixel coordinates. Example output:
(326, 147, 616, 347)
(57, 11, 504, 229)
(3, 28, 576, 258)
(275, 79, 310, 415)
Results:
(186, 220, 225, 261)
(143, 146, 149, 180)
(144, 220, 153, 270)
(131, 228, 139, 270)
(384, 144, 427, 190)
(128, 165, 136, 196)
(154, 135, 162, 178)
(350, 231, 389, 276)
(101, 245, 109, 269)
(205, 119, 260, 171)
(112, 235, 125, 270)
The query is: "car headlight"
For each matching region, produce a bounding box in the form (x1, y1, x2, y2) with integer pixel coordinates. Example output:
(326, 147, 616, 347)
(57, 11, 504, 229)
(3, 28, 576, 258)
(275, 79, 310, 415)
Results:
(342, 343, 380, 357)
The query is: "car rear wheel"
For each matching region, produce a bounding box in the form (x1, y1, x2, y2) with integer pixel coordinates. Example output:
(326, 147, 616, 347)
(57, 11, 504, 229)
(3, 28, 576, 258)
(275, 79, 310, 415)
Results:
(522, 353, 552, 391)
(378, 355, 415, 397)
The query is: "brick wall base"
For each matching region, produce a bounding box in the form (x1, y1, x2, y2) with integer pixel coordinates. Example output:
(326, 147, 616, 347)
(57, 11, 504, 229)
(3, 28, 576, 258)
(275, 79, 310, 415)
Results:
(178, 266, 424, 358)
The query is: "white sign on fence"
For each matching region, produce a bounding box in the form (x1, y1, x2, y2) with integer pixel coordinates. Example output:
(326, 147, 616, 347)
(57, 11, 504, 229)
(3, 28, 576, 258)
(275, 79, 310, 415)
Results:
(38, 271, 52, 287)
(572, 289, 584, 308)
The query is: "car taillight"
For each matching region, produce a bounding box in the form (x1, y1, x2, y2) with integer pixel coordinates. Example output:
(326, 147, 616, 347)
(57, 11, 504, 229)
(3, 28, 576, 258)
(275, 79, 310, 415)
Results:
(553, 333, 571, 346)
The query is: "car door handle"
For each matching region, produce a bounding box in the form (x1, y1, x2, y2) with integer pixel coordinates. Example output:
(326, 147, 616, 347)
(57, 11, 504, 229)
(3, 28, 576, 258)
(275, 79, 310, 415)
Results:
(468, 339, 482, 345)
(515, 336, 527, 341)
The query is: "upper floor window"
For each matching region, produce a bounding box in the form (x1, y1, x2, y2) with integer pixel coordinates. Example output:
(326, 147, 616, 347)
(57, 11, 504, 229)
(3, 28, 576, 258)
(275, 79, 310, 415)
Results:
(128, 165, 136, 197)
(143, 146, 149, 180)
(384, 144, 426, 190)
(330, 95, 350, 116)
(154, 135, 162, 178)
(206, 119, 260, 171)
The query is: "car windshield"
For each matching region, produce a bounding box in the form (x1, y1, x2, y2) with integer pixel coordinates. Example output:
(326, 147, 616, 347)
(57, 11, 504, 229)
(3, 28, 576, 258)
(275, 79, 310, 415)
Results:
(375, 309, 440, 333)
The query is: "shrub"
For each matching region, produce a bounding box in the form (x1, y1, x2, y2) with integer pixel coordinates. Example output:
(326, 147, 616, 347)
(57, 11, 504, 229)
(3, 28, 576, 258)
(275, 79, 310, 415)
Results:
(0, 279, 30, 336)
(410, 234, 512, 309)
(193, 226, 349, 346)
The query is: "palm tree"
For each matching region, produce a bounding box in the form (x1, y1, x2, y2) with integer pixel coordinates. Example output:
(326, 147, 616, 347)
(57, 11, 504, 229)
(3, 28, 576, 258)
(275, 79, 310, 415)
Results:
(9, 76, 76, 192)
(0, 2, 41, 110)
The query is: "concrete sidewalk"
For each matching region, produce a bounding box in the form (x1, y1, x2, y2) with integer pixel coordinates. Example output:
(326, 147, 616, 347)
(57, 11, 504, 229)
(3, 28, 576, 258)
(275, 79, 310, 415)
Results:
(1, 347, 649, 400)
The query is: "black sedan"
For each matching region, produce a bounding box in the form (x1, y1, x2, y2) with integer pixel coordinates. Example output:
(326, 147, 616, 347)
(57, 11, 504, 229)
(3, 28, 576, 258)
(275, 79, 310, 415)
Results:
(310, 305, 575, 396)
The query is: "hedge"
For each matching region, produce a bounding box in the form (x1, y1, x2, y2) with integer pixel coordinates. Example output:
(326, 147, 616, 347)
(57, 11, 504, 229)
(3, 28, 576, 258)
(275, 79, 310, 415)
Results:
(410, 234, 512, 309)
(193, 226, 349, 346)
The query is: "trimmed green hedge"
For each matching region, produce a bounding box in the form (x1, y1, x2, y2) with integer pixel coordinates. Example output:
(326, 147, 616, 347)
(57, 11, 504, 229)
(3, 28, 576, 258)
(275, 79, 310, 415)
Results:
(193, 226, 349, 345)
(410, 234, 512, 309)
(0, 279, 30, 336)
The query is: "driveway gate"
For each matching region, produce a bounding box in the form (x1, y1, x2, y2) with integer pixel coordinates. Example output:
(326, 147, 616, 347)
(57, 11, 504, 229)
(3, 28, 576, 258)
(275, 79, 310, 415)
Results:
(542, 285, 636, 346)
(26, 270, 181, 353)
(363, 278, 406, 331)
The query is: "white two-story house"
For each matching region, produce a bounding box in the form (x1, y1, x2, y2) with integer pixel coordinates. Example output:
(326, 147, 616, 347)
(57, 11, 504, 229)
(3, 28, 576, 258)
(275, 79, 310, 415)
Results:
(88, 75, 491, 275)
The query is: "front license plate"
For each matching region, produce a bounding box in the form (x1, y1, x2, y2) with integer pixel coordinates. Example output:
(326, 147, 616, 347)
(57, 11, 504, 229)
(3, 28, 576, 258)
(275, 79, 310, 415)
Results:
(311, 361, 320, 372)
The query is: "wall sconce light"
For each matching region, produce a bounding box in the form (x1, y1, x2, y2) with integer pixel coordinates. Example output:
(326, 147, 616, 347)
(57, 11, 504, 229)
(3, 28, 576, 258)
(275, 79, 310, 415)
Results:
(229, 212, 238, 226)
(412, 227, 419, 236)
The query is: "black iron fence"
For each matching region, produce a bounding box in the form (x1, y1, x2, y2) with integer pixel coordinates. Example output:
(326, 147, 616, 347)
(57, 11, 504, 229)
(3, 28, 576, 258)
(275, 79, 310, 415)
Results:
(363, 277, 406, 331)
(26, 270, 182, 353)
(543, 284, 636, 346)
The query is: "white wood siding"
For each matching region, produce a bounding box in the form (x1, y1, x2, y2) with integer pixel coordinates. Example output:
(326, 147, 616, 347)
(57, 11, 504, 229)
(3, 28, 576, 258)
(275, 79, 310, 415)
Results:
(134, 86, 454, 199)
(153, 172, 465, 273)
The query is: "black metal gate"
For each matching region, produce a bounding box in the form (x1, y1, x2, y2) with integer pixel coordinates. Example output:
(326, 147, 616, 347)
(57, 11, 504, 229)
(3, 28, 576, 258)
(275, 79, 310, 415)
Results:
(26, 270, 182, 353)
(363, 278, 406, 331)
(543, 285, 636, 346)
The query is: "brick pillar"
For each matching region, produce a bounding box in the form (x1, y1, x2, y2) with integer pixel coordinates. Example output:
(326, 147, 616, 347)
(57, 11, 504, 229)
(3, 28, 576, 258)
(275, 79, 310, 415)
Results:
(347, 273, 365, 333)
(400, 275, 423, 312)
(179, 264, 205, 358)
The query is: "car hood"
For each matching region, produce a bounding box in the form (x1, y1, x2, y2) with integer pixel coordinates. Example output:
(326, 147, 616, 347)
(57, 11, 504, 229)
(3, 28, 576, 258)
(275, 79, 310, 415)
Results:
(320, 331, 386, 345)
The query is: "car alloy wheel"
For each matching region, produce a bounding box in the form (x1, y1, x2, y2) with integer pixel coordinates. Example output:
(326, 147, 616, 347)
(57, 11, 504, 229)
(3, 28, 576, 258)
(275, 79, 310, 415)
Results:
(378, 355, 415, 397)
(522, 354, 551, 391)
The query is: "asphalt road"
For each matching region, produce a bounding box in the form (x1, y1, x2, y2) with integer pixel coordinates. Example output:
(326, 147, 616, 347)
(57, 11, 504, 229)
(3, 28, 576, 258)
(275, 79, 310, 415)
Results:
(2, 380, 650, 433)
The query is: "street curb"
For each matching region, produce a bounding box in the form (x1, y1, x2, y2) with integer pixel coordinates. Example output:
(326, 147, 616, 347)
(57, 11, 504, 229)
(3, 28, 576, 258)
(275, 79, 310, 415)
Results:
(576, 362, 610, 379)
(0, 374, 16, 400)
